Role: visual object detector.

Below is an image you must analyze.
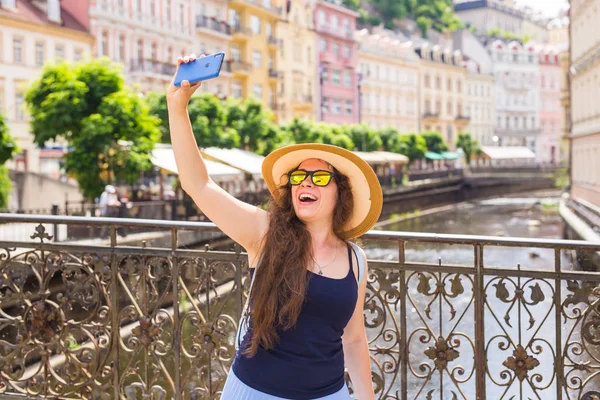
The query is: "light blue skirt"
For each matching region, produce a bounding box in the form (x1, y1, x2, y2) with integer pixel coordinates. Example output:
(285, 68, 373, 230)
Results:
(220, 368, 351, 400)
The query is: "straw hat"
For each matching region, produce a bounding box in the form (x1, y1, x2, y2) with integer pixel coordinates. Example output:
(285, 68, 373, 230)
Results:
(262, 143, 383, 239)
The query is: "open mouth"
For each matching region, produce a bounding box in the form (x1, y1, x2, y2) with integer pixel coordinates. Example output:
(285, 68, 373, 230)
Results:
(299, 193, 318, 204)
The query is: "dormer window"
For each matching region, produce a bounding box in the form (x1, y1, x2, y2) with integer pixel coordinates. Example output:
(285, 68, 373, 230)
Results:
(48, 0, 61, 22)
(1, 0, 15, 8)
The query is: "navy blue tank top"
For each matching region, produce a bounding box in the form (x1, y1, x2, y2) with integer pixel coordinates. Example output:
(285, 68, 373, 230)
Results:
(232, 245, 358, 399)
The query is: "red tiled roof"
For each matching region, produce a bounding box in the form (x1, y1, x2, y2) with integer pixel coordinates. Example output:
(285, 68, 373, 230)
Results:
(0, 0, 88, 34)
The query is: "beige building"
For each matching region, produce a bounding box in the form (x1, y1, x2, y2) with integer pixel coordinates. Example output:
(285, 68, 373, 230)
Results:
(416, 43, 469, 148)
(356, 28, 419, 133)
(569, 0, 600, 207)
(464, 60, 495, 146)
(0, 0, 93, 175)
(196, 0, 232, 98)
(275, 0, 315, 122)
(63, 0, 199, 94)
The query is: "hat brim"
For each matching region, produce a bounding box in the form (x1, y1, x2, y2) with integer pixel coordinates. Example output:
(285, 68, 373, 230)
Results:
(262, 143, 383, 239)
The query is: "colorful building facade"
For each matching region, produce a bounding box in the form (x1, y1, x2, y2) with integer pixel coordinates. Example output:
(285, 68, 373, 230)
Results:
(196, 0, 232, 98)
(2, 0, 93, 174)
(569, 0, 600, 206)
(227, 0, 281, 107)
(356, 28, 419, 133)
(63, 0, 198, 94)
(538, 45, 564, 164)
(276, 0, 316, 122)
(416, 44, 469, 149)
(314, 0, 359, 124)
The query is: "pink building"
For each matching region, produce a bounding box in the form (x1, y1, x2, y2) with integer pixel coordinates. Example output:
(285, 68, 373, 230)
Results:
(538, 46, 564, 164)
(314, 0, 359, 124)
(63, 0, 198, 93)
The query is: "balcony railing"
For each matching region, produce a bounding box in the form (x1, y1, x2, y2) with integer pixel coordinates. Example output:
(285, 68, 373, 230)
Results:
(128, 58, 177, 76)
(315, 23, 354, 40)
(236, 0, 283, 16)
(195, 15, 232, 36)
(422, 111, 440, 119)
(268, 68, 279, 78)
(267, 35, 280, 46)
(231, 24, 252, 36)
(1, 213, 600, 399)
(231, 60, 253, 72)
(456, 114, 471, 122)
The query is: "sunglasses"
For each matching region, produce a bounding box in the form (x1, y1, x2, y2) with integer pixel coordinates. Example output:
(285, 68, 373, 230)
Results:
(288, 169, 335, 187)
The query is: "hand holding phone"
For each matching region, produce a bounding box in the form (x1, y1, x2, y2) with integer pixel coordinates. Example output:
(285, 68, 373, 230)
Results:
(173, 52, 225, 87)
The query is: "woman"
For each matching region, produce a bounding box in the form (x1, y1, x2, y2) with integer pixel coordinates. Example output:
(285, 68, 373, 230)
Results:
(167, 55, 381, 400)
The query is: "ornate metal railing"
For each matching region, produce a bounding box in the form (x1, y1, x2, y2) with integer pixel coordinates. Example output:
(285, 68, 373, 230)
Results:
(0, 214, 600, 399)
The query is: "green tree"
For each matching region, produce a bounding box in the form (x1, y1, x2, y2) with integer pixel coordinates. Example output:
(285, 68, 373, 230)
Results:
(226, 97, 281, 155)
(25, 59, 161, 200)
(282, 118, 321, 144)
(345, 124, 382, 152)
(456, 132, 480, 165)
(0, 113, 18, 208)
(397, 133, 427, 164)
(420, 131, 449, 153)
(148, 92, 240, 148)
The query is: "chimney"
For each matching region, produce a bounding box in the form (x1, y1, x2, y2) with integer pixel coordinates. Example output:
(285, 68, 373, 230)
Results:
(31, 0, 61, 22)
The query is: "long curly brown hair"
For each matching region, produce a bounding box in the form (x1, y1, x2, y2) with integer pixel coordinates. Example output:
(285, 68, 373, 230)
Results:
(241, 163, 354, 357)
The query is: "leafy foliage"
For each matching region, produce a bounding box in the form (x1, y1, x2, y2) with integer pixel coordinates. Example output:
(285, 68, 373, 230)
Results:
(420, 131, 449, 153)
(26, 59, 161, 200)
(456, 132, 480, 164)
(351, 0, 463, 36)
(0, 113, 17, 208)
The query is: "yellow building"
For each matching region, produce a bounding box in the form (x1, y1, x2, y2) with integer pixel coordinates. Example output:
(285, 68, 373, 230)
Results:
(356, 28, 420, 133)
(275, 0, 316, 122)
(228, 0, 281, 109)
(416, 43, 469, 148)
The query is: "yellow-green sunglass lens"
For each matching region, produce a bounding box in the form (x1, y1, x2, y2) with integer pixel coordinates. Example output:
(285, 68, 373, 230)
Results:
(312, 172, 332, 186)
(289, 171, 307, 185)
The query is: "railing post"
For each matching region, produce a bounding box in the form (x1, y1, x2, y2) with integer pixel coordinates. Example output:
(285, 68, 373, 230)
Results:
(474, 244, 486, 400)
(399, 240, 408, 400)
(51, 203, 59, 241)
(171, 199, 177, 220)
(555, 248, 563, 400)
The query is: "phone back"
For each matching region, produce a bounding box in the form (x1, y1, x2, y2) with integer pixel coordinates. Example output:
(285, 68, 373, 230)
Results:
(174, 52, 225, 86)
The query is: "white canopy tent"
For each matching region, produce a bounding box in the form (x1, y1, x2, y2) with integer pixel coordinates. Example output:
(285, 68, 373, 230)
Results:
(480, 146, 537, 165)
(151, 144, 245, 182)
(202, 147, 265, 179)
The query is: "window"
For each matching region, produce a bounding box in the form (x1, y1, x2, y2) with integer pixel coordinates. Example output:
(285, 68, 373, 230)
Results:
(332, 98, 341, 114)
(150, 0, 156, 16)
(180, 4, 184, 25)
(13, 37, 23, 64)
(35, 42, 44, 66)
(343, 19, 350, 35)
(15, 92, 24, 120)
(101, 31, 108, 57)
(424, 74, 430, 88)
(343, 70, 352, 87)
(119, 35, 125, 61)
(320, 38, 327, 52)
(457, 80, 462, 93)
(345, 99, 352, 114)
(550, 122, 555, 133)
(528, 54, 534, 63)
(343, 45, 350, 58)
(332, 69, 341, 85)
(321, 67, 328, 83)
(252, 50, 262, 67)
(48, 0, 60, 20)
(332, 43, 339, 55)
(322, 96, 329, 113)
(318, 11, 325, 26)
(231, 45, 241, 61)
(167, 46, 173, 62)
(2, 0, 16, 9)
(151, 42, 157, 60)
(251, 16, 261, 34)
(55, 44, 65, 60)
(447, 101, 452, 115)
(137, 39, 143, 61)
(232, 81, 242, 97)
(166, 1, 171, 21)
(136, 0, 142, 11)
(435, 76, 441, 89)
(331, 15, 338, 27)
(447, 126, 453, 144)
(435, 100, 441, 113)
(253, 84, 262, 99)
(447, 78, 452, 91)
(531, 116, 535, 128)
(307, 46, 311, 63)
(512, 52, 518, 62)
(74, 48, 83, 61)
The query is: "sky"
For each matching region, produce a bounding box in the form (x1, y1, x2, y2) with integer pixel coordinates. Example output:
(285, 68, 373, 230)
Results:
(515, 0, 569, 18)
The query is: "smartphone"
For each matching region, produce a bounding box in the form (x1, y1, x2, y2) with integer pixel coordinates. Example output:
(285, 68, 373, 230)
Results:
(174, 52, 225, 86)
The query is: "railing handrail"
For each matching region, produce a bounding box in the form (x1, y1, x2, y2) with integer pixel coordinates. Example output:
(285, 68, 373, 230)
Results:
(0, 213, 599, 250)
